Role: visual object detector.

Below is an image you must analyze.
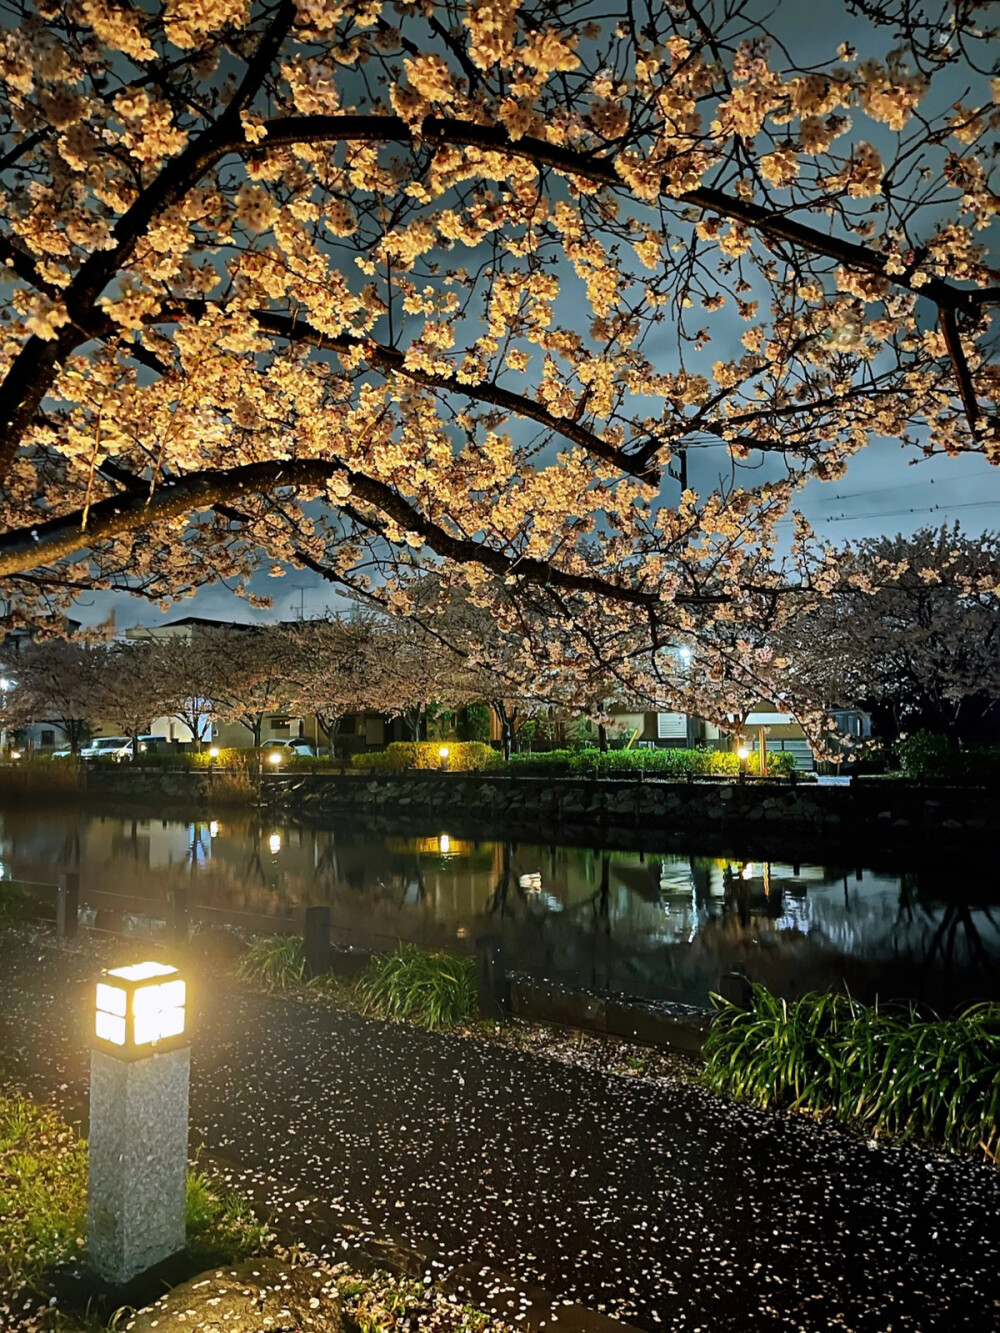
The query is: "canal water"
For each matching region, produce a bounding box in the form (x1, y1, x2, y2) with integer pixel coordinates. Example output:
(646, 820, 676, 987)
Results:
(2, 806, 997, 1012)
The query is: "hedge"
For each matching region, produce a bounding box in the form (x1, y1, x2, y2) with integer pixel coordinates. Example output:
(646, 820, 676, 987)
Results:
(351, 741, 501, 772)
(505, 747, 796, 777)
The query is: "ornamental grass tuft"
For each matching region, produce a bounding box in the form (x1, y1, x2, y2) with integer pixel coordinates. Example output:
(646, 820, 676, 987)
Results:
(356, 944, 477, 1030)
(702, 985, 1000, 1159)
(235, 934, 306, 989)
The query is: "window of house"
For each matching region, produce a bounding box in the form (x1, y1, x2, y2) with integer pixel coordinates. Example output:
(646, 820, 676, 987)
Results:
(41, 729, 55, 746)
(656, 712, 687, 740)
(270, 718, 290, 733)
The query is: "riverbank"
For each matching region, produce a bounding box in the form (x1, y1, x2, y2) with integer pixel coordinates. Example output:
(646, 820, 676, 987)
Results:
(9, 764, 998, 849)
(2, 927, 998, 1332)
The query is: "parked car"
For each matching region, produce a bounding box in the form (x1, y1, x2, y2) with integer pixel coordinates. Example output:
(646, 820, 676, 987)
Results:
(261, 740, 318, 759)
(80, 736, 131, 761)
(80, 734, 159, 761)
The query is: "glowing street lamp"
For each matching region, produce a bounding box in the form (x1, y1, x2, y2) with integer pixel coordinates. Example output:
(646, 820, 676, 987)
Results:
(268, 831, 282, 855)
(94, 962, 187, 1055)
(88, 961, 190, 1284)
(208, 746, 220, 760)
(268, 750, 283, 766)
(736, 744, 750, 778)
(438, 745, 450, 771)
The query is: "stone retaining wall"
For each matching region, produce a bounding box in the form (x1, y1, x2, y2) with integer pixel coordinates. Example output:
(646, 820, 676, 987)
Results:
(70, 767, 999, 850)
(282, 770, 996, 843)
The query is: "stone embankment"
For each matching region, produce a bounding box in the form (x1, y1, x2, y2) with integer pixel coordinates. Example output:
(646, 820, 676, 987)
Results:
(282, 770, 997, 843)
(65, 766, 999, 850)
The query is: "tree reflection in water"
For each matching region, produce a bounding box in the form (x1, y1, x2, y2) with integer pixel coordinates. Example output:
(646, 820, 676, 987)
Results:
(0, 808, 997, 1010)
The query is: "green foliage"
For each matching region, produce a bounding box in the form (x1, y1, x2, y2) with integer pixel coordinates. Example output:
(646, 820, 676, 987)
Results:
(0, 1095, 88, 1290)
(895, 731, 1000, 782)
(703, 987, 1000, 1158)
(356, 945, 477, 1030)
(504, 747, 797, 777)
(0, 1094, 270, 1297)
(0, 880, 30, 926)
(352, 741, 500, 772)
(457, 703, 492, 744)
(184, 1168, 271, 1264)
(235, 935, 306, 989)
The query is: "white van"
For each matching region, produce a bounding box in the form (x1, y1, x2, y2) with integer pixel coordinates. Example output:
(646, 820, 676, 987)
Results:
(80, 736, 131, 761)
(80, 735, 159, 761)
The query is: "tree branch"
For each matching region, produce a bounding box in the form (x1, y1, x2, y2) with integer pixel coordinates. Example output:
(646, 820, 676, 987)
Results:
(254, 114, 1000, 313)
(0, 458, 675, 609)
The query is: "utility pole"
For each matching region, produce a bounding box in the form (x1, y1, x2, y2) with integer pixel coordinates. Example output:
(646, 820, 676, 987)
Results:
(288, 585, 307, 621)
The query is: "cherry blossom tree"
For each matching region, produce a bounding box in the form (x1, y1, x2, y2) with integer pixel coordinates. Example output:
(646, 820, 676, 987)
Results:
(0, 636, 106, 752)
(773, 526, 1000, 743)
(0, 0, 997, 742)
(92, 639, 181, 752)
(190, 623, 299, 744)
(285, 612, 392, 750)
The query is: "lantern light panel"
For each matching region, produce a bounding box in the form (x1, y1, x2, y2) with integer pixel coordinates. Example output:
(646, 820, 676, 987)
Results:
(94, 962, 186, 1050)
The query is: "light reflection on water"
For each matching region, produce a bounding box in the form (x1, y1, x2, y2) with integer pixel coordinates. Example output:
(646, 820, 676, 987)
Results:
(1, 808, 996, 1010)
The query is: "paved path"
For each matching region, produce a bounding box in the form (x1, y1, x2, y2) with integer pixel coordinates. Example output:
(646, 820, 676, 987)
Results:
(1, 932, 998, 1332)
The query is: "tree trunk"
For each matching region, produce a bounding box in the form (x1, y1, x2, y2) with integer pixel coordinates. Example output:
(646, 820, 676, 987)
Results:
(493, 699, 512, 762)
(598, 722, 608, 753)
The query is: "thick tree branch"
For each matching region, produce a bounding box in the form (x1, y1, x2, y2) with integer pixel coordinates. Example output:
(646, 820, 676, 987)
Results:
(0, 458, 673, 608)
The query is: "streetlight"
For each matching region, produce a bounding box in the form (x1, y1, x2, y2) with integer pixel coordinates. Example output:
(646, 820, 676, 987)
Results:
(438, 745, 450, 771)
(267, 750, 283, 766)
(737, 744, 750, 779)
(268, 832, 282, 855)
(208, 746, 220, 759)
(88, 961, 189, 1284)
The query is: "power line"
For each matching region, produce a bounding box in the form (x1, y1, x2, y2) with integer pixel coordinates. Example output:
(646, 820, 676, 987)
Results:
(776, 498, 1000, 526)
(796, 472, 989, 508)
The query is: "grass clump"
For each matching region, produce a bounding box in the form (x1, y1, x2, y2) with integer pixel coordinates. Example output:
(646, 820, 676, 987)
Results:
(0, 879, 30, 926)
(703, 986, 1000, 1159)
(0, 1093, 270, 1301)
(235, 935, 306, 989)
(184, 1168, 271, 1264)
(356, 944, 477, 1030)
(336, 1273, 500, 1333)
(0, 1095, 89, 1291)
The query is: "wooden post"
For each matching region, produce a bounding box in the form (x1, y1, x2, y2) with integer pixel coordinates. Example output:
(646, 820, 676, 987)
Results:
(303, 905, 331, 979)
(718, 970, 752, 1008)
(57, 872, 79, 939)
(475, 933, 509, 1022)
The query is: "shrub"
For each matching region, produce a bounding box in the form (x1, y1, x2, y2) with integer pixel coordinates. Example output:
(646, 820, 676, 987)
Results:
(703, 986, 1000, 1158)
(0, 880, 29, 927)
(457, 703, 492, 743)
(504, 746, 796, 777)
(355, 944, 477, 1029)
(235, 935, 306, 989)
(352, 741, 500, 773)
(895, 731, 1000, 782)
(895, 731, 962, 780)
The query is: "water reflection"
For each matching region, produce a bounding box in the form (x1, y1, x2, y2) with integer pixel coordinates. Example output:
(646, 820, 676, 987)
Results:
(1, 808, 996, 1011)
